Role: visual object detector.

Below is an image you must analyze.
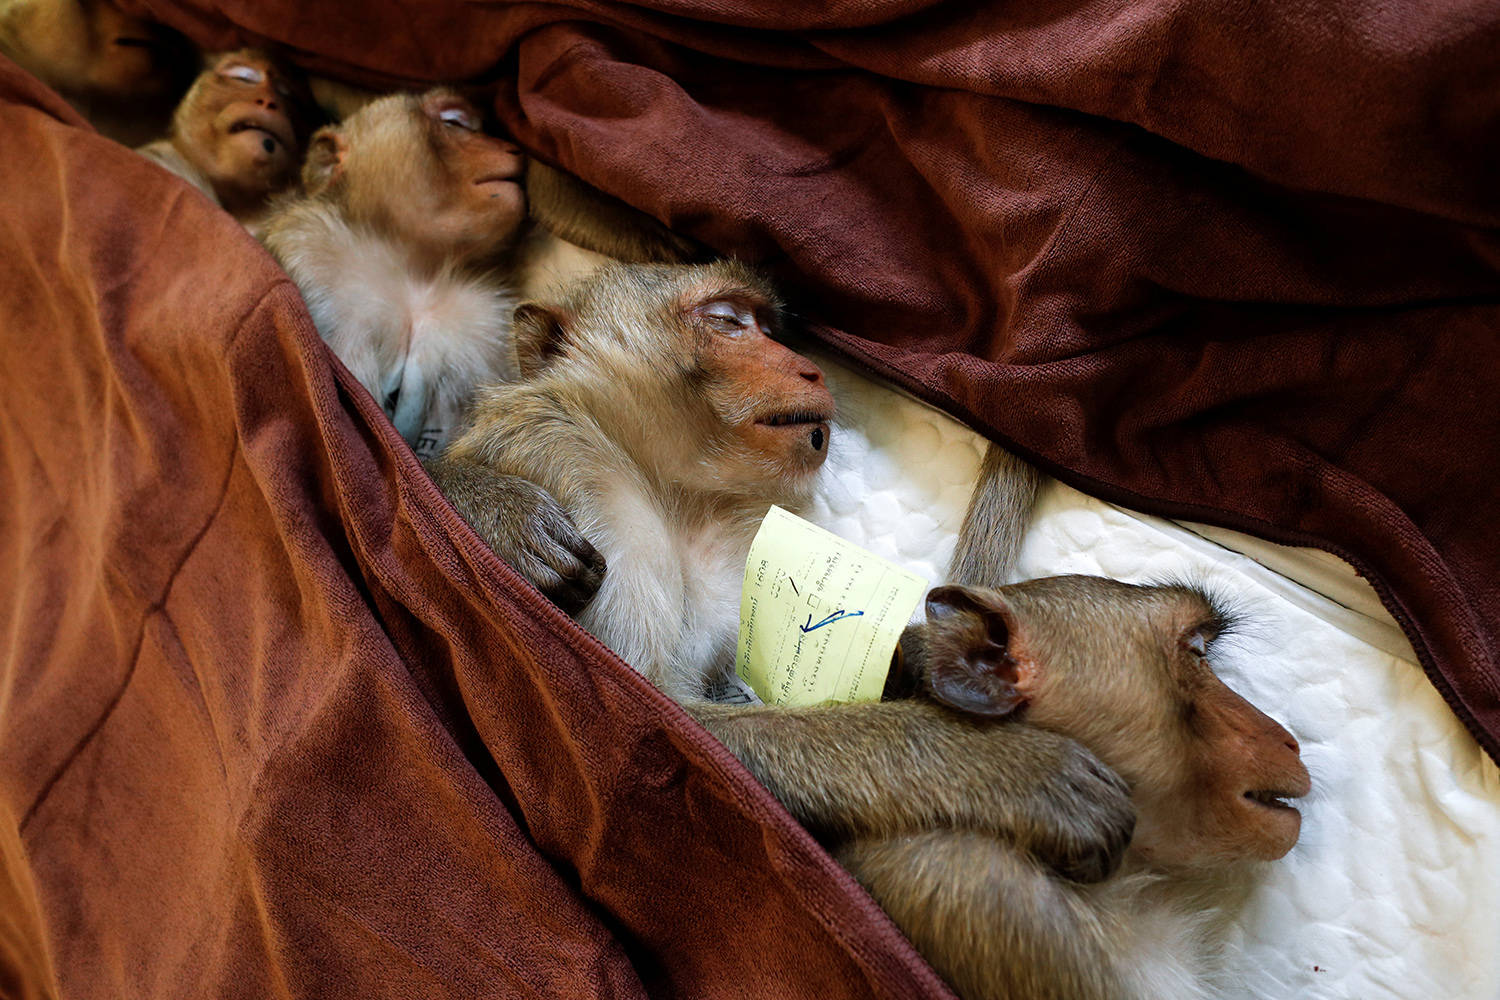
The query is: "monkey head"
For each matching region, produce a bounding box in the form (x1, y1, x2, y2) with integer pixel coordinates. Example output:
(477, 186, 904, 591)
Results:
(302, 88, 526, 270)
(920, 576, 1311, 870)
(0, 0, 194, 100)
(512, 261, 834, 500)
(169, 50, 311, 215)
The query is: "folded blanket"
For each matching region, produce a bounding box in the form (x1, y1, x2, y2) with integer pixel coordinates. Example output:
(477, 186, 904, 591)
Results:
(2, 0, 1496, 995)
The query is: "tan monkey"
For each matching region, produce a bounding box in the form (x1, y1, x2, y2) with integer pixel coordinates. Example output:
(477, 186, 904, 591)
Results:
(136, 50, 314, 234)
(843, 577, 1310, 1000)
(0, 0, 194, 144)
(263, 88, 605, 613)
(262, 88, 525, 457)
(435, 261, 1138, 879)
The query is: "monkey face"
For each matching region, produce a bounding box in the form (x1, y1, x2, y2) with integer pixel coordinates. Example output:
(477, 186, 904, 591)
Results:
(332, 90, 526, 268)
(173, 51, 305, 210)
(690, 294, 835, 488)
(76, 0, 192, 96)
(3, 0, 193, 99)
(923, 577, 1311, 871)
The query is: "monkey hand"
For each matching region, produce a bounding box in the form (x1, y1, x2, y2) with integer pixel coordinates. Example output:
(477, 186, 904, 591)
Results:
(1010, 730, 1135, 883)
(485, 475, 606, 615)
(427, 458, 606, 614)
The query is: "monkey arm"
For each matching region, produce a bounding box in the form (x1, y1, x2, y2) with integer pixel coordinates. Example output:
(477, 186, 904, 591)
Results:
(835, 831, 1126, 1000)
(426, 454, 605, 614)
(688, 700, 1135, 883)
(524, 161, 709, 265)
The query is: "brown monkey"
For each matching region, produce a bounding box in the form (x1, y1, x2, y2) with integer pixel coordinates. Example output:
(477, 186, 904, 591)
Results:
(262, 88, 603, 613)
(0, 0, 194, 144)
(436, 261, 1138, 880)
(137, 50, 315, 233)
(262, 88, 525, 456)
(842, 577, 1312, 1000)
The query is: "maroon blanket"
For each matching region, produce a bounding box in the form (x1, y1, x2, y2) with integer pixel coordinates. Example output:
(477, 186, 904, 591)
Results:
(3, 1, 1498, 996)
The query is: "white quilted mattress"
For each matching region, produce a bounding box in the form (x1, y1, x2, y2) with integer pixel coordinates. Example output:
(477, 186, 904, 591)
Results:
(806, 350, 1500, 1000)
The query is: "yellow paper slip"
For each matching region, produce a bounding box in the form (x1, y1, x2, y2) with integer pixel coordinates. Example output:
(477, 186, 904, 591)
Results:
(736, 505, 929, 707)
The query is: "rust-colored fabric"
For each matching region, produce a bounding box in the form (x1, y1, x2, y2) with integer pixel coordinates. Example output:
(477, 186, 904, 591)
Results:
(3, 1, 1498, 996)
(0, 55, 943, 999)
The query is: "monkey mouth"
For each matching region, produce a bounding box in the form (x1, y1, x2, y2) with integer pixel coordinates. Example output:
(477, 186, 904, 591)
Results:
(1243, 788, 1303, 812)
(227, 112, 295, 156)
(112, 36, 158, 49)
(473, 173, 523, 198)
(756, 410, 832, 454)
(757, 410, 830, 429)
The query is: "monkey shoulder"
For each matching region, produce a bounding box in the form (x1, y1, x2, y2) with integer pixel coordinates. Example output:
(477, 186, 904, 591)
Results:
(135, 140, 218, 205)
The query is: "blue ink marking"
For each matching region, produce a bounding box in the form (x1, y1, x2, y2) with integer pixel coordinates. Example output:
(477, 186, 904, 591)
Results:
(801, 610, 865, 633)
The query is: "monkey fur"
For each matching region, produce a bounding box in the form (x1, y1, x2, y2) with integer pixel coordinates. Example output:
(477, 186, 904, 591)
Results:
(136, 49, 314, 233)
(436, 260, 1137, 882)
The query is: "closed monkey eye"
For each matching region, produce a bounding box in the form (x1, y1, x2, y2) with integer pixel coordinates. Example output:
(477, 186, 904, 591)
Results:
(437, 106, 479, 131)
(699, 300, 755, 333)
(220, 63, 263, 85)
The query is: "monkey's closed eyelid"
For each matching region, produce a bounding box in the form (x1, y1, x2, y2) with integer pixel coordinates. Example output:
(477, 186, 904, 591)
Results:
(437, 107, 479, 131)
(221, 64, 264, 84)
(699, 300, 755, 329)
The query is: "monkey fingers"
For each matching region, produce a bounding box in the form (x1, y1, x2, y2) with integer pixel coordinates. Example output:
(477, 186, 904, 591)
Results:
(426, 459, 606, 614)
(509, 485, 608, 616)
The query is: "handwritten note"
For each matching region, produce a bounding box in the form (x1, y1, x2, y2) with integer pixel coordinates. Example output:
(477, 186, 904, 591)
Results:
(736, 505, 928, 707)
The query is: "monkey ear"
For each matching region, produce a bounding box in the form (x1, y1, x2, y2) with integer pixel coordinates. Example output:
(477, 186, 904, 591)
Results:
(923, 585, 1037, 719)
(513, 303, 572, 379)
(301, 126, 348, 197)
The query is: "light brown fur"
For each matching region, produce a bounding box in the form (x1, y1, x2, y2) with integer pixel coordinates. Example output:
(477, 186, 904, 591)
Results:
(842, 575, 1311, 1000)
(435, 262, 1137, 881)
(0, 0, 194, 144)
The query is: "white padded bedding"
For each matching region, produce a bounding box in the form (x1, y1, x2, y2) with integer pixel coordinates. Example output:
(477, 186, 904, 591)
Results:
(807, 350, 1500, 1000)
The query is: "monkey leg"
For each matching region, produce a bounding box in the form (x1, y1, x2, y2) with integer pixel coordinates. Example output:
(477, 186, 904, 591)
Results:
(426, 456, 606, 614)
(689, 700, 1135, 883)
(836, 831, 1126, 1000)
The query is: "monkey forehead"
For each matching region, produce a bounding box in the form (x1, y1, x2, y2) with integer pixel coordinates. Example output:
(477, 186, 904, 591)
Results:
(683, 260, 785, 308)
(1004, 575, 1231, 650)
(418, 87, 476, 115)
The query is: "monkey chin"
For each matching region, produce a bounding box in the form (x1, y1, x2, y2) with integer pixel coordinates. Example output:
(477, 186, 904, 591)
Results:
(1236, 793, 1304, 861)
(746, 419, 831, 478)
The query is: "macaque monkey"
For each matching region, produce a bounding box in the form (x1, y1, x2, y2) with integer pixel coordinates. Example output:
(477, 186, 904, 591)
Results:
(136, 49, 314, 234)
(844, 577, 1311, 1000)
(261, 88, 603, 611)
(262, 88, 526, 457)
(0, 0, 194, 143)
(435, 261, 1138, 881)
